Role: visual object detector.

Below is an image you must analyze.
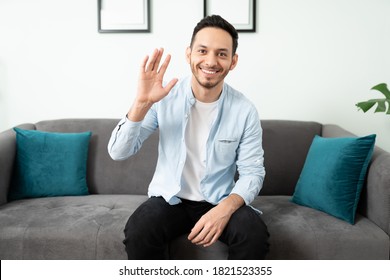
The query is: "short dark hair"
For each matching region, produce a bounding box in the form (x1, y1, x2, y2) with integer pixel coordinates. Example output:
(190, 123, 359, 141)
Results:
(190, 15, 239, 55)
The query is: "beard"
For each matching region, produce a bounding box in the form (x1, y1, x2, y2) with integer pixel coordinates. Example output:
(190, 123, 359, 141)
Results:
(193, 75, 222, 89)
(191, 65, 230, 90)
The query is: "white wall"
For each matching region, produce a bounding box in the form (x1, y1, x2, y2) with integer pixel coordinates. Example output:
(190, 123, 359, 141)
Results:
(1, 0, 389, 151)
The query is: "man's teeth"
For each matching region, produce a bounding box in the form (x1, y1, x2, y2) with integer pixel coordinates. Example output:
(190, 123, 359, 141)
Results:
(202, 69, 217, 74)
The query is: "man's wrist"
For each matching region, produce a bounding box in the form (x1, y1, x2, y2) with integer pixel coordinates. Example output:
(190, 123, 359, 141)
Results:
(220, 194, 245, 215)
(127, 100, 153, 122)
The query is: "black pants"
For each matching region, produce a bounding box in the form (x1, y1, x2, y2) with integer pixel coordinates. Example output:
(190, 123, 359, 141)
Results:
(123, 197, 269, 259)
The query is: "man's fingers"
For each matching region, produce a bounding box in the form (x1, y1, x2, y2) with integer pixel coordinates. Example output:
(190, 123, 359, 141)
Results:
(140, 55, 149, 72)
(141, 48, 174, 78)
(157, 53, 171, 75)
(153, 48, 164, 72)
(197, 230, 215, 245)
(192, 228, 220, 247)
(145, 48, 160, 72)
(188, 219, 217, 245)
(188, 223, 203, 241)
(203, 232, 220, 247)
(164, 78, 179, 93)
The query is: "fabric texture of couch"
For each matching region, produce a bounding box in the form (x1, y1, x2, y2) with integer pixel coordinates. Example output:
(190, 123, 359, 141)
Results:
(0, 119, 389, 259)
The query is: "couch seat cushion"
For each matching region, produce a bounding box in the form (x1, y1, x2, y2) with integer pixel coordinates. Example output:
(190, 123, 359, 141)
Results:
(0, 195, 388, 260)
(0, 195, 148, 259)
(171, 195, 389, 260)
(253, 196, 388, 260)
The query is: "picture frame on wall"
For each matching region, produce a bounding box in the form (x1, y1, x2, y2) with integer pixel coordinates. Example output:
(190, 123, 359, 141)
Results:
(204, 0, 256, 32)
(98, 0, 150, 33)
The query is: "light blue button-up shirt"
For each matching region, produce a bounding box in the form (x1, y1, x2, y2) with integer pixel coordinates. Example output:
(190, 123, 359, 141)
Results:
(108, 76, 265, 206)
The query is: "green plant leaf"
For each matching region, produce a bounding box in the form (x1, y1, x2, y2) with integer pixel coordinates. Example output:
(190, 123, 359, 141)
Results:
(372, 83, 390, 99)
(356, 83, 390, 114)
(356, 101, 376, 112)
(375, 100, 387, 113)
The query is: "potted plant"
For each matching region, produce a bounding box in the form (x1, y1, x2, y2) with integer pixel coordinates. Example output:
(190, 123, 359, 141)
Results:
(356, 83, 390, 114)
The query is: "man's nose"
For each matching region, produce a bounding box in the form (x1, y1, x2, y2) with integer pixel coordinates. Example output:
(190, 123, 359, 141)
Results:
(204, 53, 217, 67)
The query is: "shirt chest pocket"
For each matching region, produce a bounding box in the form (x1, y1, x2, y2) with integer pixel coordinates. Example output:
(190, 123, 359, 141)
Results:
(214, 138, 239, 163)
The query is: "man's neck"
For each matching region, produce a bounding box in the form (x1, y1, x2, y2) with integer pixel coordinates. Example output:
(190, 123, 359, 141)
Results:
(191, 81, 223, 103)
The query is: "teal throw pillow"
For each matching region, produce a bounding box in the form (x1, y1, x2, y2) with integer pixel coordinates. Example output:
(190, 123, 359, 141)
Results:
(9, 128, 92, 200)
(291, 134, 376, 224)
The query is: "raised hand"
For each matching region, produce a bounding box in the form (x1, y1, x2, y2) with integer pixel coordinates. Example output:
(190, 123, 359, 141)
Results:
(128, 48, 178, 122)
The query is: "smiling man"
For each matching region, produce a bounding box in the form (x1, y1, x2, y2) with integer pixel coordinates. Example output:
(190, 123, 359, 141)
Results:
(108, 15, 269, 259)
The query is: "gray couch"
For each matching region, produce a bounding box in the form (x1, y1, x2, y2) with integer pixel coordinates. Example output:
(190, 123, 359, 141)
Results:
(0, 119, 389, 259)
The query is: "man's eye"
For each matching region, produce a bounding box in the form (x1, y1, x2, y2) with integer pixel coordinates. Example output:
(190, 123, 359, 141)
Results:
(219, 53, 227, 57)
(198, 49, 206, 54)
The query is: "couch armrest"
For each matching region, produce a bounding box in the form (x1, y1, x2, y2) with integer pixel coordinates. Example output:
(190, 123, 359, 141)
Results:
(364, 149, 390, 235)
(0, 129, 16, 206)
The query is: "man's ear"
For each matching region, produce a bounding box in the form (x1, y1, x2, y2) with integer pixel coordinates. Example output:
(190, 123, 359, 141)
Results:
(230, 54, 238, 70)
(185, 47, 191, 63)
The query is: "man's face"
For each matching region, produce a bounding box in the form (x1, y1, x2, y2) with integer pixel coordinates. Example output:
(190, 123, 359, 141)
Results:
(186, 27, 238, 91)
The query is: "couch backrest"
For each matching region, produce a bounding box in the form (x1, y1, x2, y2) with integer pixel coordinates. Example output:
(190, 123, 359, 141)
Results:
(260, 120, 322, 195)
(35, 119, 157, 195)
(10, 119, 389, 235)
(34, 119, 323, 196)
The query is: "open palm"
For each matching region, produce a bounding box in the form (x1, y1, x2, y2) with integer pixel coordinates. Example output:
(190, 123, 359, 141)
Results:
(137, 48, 178, 104)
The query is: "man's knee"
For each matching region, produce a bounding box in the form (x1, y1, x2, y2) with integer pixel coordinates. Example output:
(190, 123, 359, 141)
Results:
(123, 197, 191, 250)
(124, 197, 183, 238)
(229, 206, 268, 233)
(123, 197, 185, 259)
(222, 206, 270, 258)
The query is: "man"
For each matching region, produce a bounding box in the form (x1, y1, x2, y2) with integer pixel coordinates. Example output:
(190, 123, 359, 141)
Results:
(108, 15, 269, 259)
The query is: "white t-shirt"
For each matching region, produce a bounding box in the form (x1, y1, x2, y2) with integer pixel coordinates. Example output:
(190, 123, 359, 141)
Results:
(177, 99, 218, 201)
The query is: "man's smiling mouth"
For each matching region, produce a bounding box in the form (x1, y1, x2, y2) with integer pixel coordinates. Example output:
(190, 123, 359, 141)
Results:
(200, 68, 219, 75)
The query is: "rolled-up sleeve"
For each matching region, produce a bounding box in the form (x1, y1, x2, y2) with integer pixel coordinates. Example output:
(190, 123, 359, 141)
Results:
(107, 118, 143, 160)
(108, 106, 158, 160)
(230, 109, 265, 205)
